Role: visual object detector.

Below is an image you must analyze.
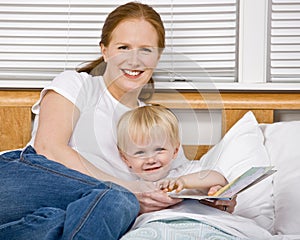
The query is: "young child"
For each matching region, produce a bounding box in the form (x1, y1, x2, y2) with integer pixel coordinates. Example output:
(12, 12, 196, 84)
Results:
(117, 105, 227, 195)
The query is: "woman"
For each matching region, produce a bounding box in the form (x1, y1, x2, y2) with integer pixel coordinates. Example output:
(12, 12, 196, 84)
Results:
(0, 2, 235, 239)
(30, 1, 183, 213)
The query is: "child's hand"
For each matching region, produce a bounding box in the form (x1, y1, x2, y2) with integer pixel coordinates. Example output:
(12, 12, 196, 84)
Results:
(157, 178, 185, 193)
(200, 185, 237, 213)
(207, 185, 221, 196)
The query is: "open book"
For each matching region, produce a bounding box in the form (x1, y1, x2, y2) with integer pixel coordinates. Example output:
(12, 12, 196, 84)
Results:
(168, 166, 276, 201)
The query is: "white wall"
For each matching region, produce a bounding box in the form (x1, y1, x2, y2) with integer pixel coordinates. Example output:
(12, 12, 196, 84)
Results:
(174, 109, 300, 145)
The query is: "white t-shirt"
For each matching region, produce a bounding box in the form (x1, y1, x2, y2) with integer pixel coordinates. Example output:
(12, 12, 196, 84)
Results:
(29, 70, 187, 180)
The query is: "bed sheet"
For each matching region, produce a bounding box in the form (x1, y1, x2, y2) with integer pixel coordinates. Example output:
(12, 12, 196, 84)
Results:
(124, 200, 277, 240)
(121, 219, 245, 240)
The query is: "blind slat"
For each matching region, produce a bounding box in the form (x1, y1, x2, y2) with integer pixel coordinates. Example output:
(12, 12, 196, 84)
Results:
(269, 0, 300, 83)
(0, 0, 238, 85)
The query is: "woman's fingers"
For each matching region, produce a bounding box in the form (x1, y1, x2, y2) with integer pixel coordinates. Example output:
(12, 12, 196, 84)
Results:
(128, 180, 182, 213)
(136, 190, 182, 214)
(200, 185, 237, 213)
(199, 195, 237, 214)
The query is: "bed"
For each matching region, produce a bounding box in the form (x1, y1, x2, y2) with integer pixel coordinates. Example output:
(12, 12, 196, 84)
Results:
(1, 90, 300, 239)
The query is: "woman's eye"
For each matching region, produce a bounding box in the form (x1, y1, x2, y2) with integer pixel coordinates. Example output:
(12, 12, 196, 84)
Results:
(118, 46, 128, 50)
(140, 48, 152, 54)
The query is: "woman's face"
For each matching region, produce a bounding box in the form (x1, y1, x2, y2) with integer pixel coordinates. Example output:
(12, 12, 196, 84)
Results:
(101, 19, 161, 102)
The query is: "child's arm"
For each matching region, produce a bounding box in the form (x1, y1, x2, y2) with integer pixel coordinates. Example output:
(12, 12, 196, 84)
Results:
(158, 170, 228, 193)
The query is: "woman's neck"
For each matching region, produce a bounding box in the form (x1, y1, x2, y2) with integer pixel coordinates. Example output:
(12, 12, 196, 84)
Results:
(104, 80, 140, 109)
(116, 91, 140, 109)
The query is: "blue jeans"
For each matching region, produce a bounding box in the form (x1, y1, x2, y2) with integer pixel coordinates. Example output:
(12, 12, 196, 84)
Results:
(0, 146, 139, 240)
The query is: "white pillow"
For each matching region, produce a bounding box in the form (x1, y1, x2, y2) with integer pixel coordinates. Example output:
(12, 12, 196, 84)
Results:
(261, 121, 300, 235)
(199, 111, 274, 232)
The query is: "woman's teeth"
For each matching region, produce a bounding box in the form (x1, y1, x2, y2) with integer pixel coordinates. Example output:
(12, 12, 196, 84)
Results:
(124, 70, 140, 76)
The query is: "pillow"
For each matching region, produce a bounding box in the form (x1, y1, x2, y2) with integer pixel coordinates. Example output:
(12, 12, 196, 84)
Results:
(261, 121, 300, 235)
(199, 111, 274, 232)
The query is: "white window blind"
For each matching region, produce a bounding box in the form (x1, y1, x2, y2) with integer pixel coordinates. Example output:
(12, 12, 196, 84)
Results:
(0, 0, 107, 86)
(153, 0, 238, 83)
(0, 0, 238, 87)
(269, 0, 300, 82)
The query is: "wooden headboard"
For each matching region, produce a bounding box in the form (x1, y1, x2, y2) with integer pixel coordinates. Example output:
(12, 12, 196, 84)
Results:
(1, 90, 300, 159)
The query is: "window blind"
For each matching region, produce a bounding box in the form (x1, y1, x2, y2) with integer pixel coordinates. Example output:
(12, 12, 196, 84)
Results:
(0, 0, 106, 85)
(153, 0, 238, 83)
(269, 0, 300, 82)
(0, 0, 238, 87)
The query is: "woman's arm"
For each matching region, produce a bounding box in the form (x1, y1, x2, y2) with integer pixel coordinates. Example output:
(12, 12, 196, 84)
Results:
(34, 91, 137, 185)
(34, 91, 181, 213)
(34, 91, 98, 175)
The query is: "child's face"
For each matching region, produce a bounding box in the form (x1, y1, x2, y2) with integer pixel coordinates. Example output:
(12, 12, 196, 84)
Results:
(121, 135, 179, 182)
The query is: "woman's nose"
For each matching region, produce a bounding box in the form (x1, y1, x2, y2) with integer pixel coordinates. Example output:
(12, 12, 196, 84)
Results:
(127, 49, 139, 67)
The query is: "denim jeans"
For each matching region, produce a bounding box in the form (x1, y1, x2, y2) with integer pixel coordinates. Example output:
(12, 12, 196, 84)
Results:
(0, 146, 139, 240)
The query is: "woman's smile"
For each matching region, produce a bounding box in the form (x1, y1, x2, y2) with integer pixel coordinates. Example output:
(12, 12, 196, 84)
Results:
(122, 69, 144, 78)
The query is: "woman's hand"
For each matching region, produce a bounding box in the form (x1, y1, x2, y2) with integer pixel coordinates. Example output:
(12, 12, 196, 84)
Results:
(126, 180, 182, 214)
(200, 185, 237, 213)
(136, 190, 182, 214)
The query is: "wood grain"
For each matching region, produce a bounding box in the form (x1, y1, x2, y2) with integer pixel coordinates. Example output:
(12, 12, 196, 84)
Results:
(222, 109, 274, 135)
(150, 92, 300, 109)
(0, 107, 32, 151)
(1, 90, 300, 157)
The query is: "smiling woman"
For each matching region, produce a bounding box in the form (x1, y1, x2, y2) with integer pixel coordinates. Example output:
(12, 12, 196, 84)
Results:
(100, 19, 161, 107)
(0, 2, 175, 239)
(0, 2, 238, 239)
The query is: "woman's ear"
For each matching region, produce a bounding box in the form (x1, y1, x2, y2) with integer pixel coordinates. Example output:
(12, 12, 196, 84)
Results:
(100, 43, 107, 62)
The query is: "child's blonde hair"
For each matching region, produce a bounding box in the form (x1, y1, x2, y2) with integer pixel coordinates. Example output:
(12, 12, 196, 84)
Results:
(117, 105, 180, 153)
